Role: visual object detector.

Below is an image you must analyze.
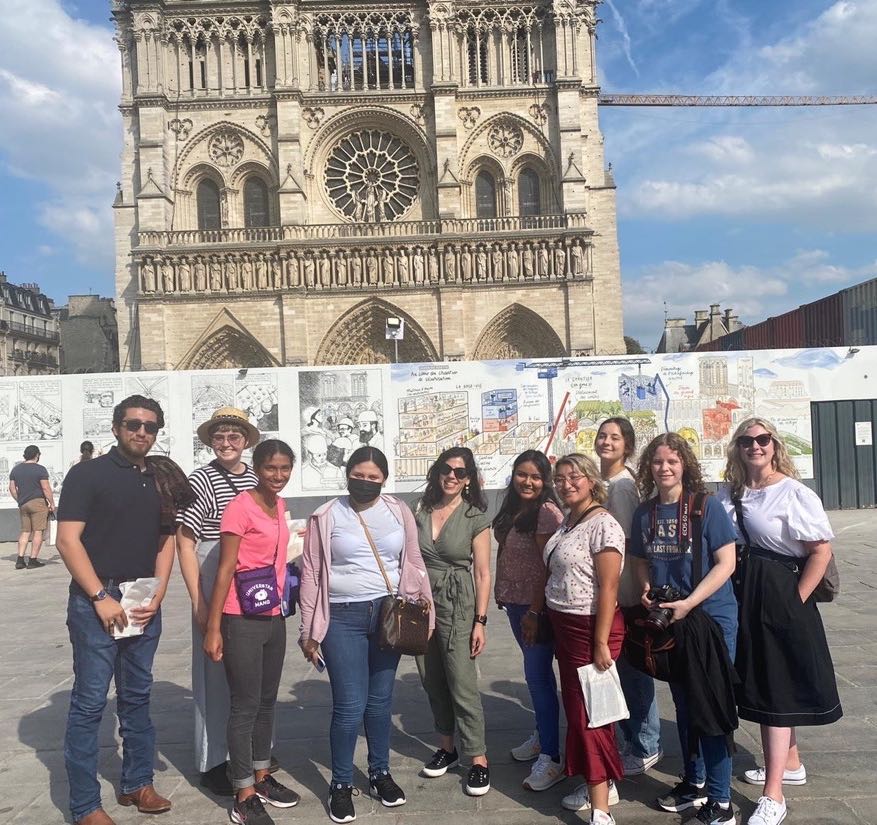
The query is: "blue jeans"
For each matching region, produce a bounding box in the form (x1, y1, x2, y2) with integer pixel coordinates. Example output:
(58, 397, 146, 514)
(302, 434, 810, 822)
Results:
(505, 604, 560, 760)
(65, 586, 162, 821)
(320, 598, 402, 786)
(669, 621, 737, 804)
(615, 650, 661, 758)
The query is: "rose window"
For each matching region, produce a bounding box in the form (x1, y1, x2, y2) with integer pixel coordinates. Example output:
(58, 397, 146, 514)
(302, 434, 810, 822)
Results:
(208, 130, 245, 167)
(488, 121, 524, 158)
(324, 130, 419, 222)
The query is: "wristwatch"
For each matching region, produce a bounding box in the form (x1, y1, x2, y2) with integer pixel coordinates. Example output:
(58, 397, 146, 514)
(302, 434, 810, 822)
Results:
(91, 588, 108, 602)
(473, 614, 488, 626)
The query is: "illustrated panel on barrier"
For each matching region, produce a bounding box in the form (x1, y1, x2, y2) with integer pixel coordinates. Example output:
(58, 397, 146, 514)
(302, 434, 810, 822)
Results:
(0, 347, 871, 508)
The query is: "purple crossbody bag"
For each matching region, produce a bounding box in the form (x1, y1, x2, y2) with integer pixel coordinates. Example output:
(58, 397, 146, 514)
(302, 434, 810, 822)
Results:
(233, 506, 282, 616)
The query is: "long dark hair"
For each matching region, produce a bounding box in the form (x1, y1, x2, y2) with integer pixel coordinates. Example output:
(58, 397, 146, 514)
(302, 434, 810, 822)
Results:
(493, 450, 560, 541)
(419, 446, 487, 513)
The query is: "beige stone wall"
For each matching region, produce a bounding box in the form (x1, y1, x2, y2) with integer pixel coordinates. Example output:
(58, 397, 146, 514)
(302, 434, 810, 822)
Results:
(114, 0, 624, 369)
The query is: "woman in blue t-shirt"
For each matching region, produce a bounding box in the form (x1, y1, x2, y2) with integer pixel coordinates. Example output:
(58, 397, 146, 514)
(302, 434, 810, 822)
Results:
(629, 433, 738, 825)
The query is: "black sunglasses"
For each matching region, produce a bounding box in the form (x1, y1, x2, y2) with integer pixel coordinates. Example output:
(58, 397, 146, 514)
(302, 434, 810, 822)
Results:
(737, 433, 772, 448)
(121, 419, 160, 435)
(438, 463, 468, 480)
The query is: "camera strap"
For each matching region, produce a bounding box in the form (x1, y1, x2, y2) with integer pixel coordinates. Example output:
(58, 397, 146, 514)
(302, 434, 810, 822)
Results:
(649, 491, 708, 587)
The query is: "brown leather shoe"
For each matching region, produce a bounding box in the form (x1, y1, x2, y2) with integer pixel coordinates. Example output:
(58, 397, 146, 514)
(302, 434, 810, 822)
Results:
(76, 810, 116, 825)
(117, 784, 172, 814)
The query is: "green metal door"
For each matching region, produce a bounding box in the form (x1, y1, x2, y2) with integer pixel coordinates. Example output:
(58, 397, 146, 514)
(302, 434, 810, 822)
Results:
(812, 400, 877, 509)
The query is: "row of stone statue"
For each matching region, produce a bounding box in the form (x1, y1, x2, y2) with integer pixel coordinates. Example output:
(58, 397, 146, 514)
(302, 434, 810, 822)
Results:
(138, 239, 590, 294)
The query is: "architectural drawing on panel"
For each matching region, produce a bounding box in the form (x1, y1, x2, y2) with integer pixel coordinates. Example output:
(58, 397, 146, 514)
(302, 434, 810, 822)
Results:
(191, 374, 235, 431)
(19, 382, 63, 441)
(235, 372, 279, 433)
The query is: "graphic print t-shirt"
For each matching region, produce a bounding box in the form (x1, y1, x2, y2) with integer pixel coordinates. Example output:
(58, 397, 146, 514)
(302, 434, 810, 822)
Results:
(629, 494, 738, 637)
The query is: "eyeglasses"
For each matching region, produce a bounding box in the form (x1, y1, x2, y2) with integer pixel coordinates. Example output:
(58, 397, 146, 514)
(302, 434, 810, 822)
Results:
(737, 433, 772, 448)
(553, 473, 586, 488)
(211, 433, 245, 446)
(438, 463, 468, 480)
(121, 419, 159, 435)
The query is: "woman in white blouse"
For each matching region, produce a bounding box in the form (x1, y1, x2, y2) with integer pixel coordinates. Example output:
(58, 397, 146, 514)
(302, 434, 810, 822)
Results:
(528, 453, 626, 825)
(720, 418, 841, 825)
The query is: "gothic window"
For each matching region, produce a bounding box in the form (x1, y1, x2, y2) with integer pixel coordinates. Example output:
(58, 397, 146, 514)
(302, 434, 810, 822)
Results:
(197, 179, 221, 230)
(512, 30, 530, 83)
(324, 130, 419, 222)
(475, 171, 497, 219)
(243, 178, 270, 228)
(518, 168, 541, 216)
(467, 32, 489, 86)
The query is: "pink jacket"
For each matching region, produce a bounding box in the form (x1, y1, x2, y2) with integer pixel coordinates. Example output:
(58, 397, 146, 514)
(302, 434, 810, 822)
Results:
(299, 494, 435, 643)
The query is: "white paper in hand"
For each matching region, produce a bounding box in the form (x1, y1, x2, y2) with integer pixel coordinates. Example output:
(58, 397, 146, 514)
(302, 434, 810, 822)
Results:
(112, 577, 161, 639)
(578, 662, 629, 728)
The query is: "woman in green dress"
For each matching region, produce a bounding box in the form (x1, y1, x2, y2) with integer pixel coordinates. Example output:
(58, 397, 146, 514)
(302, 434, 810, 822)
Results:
(415, 447, 493, 796)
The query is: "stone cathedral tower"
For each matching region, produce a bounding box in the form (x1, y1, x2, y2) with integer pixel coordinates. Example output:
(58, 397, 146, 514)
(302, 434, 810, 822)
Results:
(112, 0, 624, 370)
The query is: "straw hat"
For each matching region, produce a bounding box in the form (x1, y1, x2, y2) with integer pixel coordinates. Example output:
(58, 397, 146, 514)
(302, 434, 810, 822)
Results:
(196, 406, 260, 448)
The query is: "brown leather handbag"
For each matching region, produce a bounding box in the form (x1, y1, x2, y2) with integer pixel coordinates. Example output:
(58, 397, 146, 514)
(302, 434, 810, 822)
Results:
(356, 510, 431, 655)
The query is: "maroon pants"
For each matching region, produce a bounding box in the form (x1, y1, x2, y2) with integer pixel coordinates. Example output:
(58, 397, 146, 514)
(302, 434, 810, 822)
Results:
(549, 607, 625, 783)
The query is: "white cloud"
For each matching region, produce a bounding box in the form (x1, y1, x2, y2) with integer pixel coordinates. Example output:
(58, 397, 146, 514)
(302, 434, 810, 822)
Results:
(611, 1, 877, 231)
(623, 251, 877, 347)
(0, 0, 119, 270)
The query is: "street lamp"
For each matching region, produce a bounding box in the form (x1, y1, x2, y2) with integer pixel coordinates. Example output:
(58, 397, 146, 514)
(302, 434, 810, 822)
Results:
(385, 316, 405, 363)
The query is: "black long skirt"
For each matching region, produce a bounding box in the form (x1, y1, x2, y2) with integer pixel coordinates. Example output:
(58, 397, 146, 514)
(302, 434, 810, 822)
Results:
(735, 548, 842, 727)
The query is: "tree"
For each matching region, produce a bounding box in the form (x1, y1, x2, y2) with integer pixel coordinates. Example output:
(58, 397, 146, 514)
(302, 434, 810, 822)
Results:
(625, 335, 646, 354)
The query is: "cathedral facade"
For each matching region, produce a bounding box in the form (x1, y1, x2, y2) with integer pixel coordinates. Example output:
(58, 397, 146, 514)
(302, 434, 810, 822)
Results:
(112, 0, 624, 369)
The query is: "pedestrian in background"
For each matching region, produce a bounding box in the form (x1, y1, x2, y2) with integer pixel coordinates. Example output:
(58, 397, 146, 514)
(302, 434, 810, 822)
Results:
(9, 444, 55, 569)
(595, 418, 663, 777)
(176, 407, 261, 796)
(493, 450, 564, 791)
(416, 447, 493, 797)
(299, 446, 434, 824)
(204, 439, 300, 825)
(720, 418, 842, 825)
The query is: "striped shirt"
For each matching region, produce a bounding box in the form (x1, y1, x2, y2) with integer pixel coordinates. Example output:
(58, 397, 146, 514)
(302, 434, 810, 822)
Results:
(176, 462, 259, 541)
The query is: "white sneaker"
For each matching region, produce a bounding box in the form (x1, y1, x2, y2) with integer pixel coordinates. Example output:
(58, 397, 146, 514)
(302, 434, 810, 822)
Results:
(748, 795, 787, 825)
(622, 748, 663, 776)
(523, 754, 565, 791)
(590, 810, 616, 825)
(743, 765, 806, 786)
(511, 730, 540, 762)
(561, 781, 619, 812)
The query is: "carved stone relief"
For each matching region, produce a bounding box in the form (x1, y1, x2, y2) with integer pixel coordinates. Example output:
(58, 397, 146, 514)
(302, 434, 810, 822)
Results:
(169, 118, 193, 140)
(488, 120, 524, 158)
(208, 130, 245, 167)
(458, 107, 481, 130)
(302, 107, 325, 128)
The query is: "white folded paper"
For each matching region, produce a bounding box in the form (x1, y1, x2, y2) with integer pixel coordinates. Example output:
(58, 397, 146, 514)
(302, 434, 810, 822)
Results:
(578, 662, 629, 728)
(112, 577, 161, 639)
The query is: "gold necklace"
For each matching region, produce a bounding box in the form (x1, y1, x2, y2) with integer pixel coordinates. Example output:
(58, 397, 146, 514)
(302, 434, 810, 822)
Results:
(749, 472, 778, 490)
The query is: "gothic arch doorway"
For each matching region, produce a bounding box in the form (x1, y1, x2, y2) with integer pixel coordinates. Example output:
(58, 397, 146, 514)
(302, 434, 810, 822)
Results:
(316, 300, 439, 365)
(472, 304, 566, 360)
(180, 325, 276, 370)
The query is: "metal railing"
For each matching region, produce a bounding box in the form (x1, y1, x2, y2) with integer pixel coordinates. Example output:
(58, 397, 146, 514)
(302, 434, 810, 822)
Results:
(3, 320, 60, 343)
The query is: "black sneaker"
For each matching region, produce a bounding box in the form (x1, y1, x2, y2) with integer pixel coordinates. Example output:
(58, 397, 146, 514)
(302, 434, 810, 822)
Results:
(254, 774, 301, 808)
(328, 784, 359, 823)
(15, 557, 26, 569)
(200, 762, 234, 796)
(27, 557, 45, 568)
(231, 794, 275, 825)
(465, 764, 490, 796)
(369, 771, 406, 807)
(695, 800, 736, 824)
(422, 747, 459, 777)
(656, 779, 708, 812)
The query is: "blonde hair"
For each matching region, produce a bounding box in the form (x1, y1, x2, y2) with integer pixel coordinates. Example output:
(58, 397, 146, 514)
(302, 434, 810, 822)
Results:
(724, 417, 800, 498)
(635, 432, 706, 500)
(554, 453, 608, 504)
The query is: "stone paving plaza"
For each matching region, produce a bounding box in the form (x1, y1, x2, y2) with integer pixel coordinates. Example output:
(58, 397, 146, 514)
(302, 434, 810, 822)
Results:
(2, 509, 876, 825)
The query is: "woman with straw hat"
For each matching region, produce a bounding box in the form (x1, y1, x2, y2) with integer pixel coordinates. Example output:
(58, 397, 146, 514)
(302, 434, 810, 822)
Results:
(177, 407, 263, 795)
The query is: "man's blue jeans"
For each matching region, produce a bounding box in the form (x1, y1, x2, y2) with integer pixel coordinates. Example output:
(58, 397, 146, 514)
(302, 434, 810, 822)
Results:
(615, 650, 661, 758)
(320, 598, 402, 786)
(504, 604, 560, 761)
(65, 586, 161, 822)
(669, 621, 737, 805)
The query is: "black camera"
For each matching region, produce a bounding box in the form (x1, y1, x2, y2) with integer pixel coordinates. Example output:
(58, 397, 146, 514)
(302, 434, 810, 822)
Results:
(645, 585, 685, 632)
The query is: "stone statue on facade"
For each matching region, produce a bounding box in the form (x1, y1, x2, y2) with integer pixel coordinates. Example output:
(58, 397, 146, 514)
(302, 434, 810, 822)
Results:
(491, 244, 504, 281)
(224, 256, 239, 291)
(537, 244, 549, 279)
(460, 246, 473, 282)
(508, 244, 520, 281)
(382, 248, 395, 285)
(319, 253, 332, 288)
(194, 256, 207, 291)
(336, 252, 349, 287)
(476, 247, 488, 281)
(397, 251, 410, 285)
(271, 254, 283, 289)
(161, 258, 175, 292)
(412, 248, 425, 284)
(241, 256, 254, 291)
(444, 246, 456, 282)
(287, 252, 300, 287)
(571, 242, 586, 278)
(554, 244, 567, 278)
(366, 252, 379, 285)
(178, 257, 192, 292)
(428, 248, 439, 283)
(351, 252, 363, 286)
(523, 245, 534, 280)
(256, 254, 269, 289)
(141, 258, 156, 292)
(304, 253, 316, 288)
(209, 257, 222, 291)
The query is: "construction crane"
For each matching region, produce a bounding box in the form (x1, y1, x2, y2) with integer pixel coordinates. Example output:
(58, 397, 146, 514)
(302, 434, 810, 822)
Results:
(598, 94, 877, 107)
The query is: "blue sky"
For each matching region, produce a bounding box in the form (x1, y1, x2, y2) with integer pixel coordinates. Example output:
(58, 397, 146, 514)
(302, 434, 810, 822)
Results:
(1, 0, 875, 349)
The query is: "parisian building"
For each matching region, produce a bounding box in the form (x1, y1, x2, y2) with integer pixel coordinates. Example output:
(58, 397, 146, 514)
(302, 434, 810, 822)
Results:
(112, 0, 624, 369)
(53, 295, 120, 374)
(0, 272, 60, 376)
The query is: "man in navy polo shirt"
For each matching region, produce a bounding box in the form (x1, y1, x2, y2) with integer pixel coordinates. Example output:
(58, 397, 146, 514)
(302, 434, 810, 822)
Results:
(57, 394, 176, 825)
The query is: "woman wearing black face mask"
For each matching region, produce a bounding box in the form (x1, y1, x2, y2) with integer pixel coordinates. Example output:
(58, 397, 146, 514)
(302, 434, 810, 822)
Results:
(299, 446, 434, 824)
